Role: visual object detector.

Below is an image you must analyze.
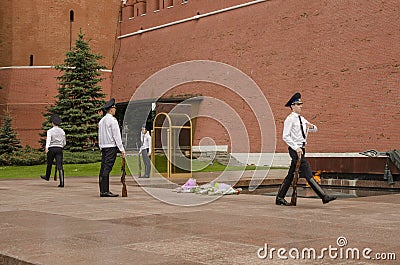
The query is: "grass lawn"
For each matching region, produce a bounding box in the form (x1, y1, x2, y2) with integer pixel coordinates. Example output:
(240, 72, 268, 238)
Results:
(0, 159, 129, 179)
(0, 156, 275, 180)
(153, 154, 271, 173)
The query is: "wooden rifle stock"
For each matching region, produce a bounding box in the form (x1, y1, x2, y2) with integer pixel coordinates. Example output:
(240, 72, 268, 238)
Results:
(53, 164, 57, 181)
(138, 150, 142, 177)
(121, 157, 128, 197)
(290, 157, 302, 206)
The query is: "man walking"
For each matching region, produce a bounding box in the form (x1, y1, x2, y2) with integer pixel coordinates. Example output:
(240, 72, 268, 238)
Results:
(98, 98, 126, 197)
(40, 114, 66, 187)
(276, 92, 336, 206)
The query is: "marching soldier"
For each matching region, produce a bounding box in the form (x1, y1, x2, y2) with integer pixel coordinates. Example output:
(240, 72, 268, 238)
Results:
(139, 124, 151, 178)
(40, 114, 66, 187)
(276, 92, 336, 206)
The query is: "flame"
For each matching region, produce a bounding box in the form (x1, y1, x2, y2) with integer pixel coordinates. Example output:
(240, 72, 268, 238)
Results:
(306, 170, 322, 187)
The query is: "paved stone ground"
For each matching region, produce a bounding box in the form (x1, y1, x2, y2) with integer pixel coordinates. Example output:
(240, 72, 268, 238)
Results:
(0, 171, 399, 265)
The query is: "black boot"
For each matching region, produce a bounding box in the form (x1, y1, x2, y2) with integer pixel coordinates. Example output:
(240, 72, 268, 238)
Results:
(40, 175, 50, 181)
(275, 176, 293, 206)
(58, 170, 64, 187)
(307, 178, 336, 204)
(276, 197, 291, 206)
(100, 192, 119, 197)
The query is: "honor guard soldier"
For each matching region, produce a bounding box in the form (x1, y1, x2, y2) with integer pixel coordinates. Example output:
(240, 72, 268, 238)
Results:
(98, 98, 126, 197)
(139, 124, 152, 178)
(40, 114, 66, 187)
(276, 92, 336, 206)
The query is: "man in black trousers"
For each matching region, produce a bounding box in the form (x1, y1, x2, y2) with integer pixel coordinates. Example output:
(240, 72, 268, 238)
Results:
(40, 114, 66, 187)
(139, 124, 152, 178)
(98, 98, 126, 197)
(276, 92, 336, 206)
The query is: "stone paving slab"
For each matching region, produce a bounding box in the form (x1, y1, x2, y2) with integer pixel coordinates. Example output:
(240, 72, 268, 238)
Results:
(0, 172, 399, 265)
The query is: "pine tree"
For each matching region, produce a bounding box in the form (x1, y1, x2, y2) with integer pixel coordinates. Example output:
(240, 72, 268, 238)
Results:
(0, 112, 22, 155)
(41, 30, 106, 152)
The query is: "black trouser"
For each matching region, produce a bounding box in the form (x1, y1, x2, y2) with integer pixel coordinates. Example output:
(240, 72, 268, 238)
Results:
(99, 147, 118, 193)
(45, 147, 63, 179)
(141, 148, 151, 177)
(277, 147, 313, 198)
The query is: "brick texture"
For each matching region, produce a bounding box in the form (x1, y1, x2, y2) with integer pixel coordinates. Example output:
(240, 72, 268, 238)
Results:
(1, 0, 399, 153)
(0, 68, 112, 147)
(0, 0, 119, 147)
(113, 0, 400, 153)
(0, 0, 120, 68)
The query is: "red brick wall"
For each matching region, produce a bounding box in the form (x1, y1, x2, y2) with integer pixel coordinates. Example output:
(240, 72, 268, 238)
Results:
(1, 0, 399, 152)
(0, 0, 13, 66)
(0, 68, 112, 147)
(0, 0, 120, 147)
(158, 83, 264, 153)
(0, 0, 120, 68)
(113, 0, 400, 153)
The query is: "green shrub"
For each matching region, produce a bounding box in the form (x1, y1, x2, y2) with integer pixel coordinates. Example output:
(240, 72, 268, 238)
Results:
(0, 147, 102, 166)
(63, 150, 102, 164)
(0, 147, 45, 166)
(0, 112, 22, 155)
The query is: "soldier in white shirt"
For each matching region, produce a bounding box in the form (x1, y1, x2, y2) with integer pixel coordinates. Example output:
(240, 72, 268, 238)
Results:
(98, 98, 126, 197)
(276, 93, 336, 206)
(40, 114, 66, 187)
(139, 124, 152, 178)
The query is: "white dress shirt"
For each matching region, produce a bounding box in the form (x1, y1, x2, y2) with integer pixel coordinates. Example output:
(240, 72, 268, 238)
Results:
(282, 112, 317, 151)
(140, 131, 152, 155)
(98, 113, 125, 152)
(46, 126, 66, 149)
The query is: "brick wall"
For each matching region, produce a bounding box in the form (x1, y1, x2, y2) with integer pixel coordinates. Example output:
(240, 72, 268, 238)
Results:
(0, 0, 13, 66)
(0, 0, 120, 68)
(1, 0, 399, 152)
(0, 0, 120, 147)
(113, 0, 400, 153)
(0, 68, 112, 147)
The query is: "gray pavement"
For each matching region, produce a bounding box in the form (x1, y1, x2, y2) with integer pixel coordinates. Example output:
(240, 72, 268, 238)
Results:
(0, 171, 399, 265)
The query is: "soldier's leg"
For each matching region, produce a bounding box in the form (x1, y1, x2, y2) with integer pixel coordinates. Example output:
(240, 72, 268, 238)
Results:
(301, 155, 336, 204)
(100, 147, 117, 194)
(54, 148, 64, 187)
(142, 149, 151, 177)
(41, 148, 56, 181)
(276, 147, 298, 206)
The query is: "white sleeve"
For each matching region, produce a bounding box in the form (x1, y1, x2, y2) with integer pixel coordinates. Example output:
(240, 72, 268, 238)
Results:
(282, 117, 298, 151)
(111, 120, 125, 152)
(140, 132, 144, 151)
(45, 130, 51, 149)
(147, 134, 152, 155)
(62, 131, 66, 147)
(304, 117, 318, 133)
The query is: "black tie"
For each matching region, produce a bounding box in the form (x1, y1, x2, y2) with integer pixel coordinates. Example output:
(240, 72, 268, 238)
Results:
(299, 115, 306, 140)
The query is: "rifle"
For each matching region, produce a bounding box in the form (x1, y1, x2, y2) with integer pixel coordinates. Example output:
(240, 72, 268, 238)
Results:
(290, 157, 302, 206)
(53, 164, 57, 181)
(136, 142, 142, 177)
(121, 157, 128, 197)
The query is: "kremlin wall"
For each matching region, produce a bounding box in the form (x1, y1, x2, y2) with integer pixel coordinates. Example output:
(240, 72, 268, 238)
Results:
(0, 0, 399, 160)
(114, 0, 399, 155)
(0, 0, 120, 146)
